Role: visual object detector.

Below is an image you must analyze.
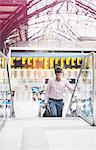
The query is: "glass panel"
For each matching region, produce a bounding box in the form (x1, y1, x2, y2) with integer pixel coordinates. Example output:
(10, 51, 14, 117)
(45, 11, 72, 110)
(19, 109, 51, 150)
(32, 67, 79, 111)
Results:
(67, 53, 95, 125)
(94, 53, 96, 125)
(0, 52, 13, 128)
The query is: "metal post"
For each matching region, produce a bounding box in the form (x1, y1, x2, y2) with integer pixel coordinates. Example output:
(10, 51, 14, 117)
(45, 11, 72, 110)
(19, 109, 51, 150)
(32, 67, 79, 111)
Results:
(3, 91, 6, 119)
(92, 52, 96, 126)
(6, 61, 15, 118)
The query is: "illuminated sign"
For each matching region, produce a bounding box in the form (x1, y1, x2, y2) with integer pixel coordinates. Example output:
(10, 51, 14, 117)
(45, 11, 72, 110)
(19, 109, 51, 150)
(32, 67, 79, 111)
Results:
(10, 57, 90, 69)
(0, 57, 90, 69)
(0, 58, 5, 69)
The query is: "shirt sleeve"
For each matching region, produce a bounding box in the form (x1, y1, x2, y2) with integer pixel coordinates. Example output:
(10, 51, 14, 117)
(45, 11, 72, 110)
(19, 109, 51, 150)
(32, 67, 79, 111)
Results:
(45, 80, 51, 102)
(65, 79, 74, 92)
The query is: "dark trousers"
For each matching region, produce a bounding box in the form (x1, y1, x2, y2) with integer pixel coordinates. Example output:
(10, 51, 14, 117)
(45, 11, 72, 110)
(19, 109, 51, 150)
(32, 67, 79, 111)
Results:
(48, 98, 64, 117)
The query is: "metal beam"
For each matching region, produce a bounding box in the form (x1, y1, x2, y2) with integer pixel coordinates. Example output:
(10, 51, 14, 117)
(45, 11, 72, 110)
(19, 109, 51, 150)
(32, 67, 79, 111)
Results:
(76, 0, 96, 17)
(1, 0, 66, 43)
(1, 0, 96, 46)
(0, 4, 24, 6)
(0, 0, 26, 6)
(1, 6, 25, 29)
(0, 18, 7, 20)
(0, 11, 16, 14)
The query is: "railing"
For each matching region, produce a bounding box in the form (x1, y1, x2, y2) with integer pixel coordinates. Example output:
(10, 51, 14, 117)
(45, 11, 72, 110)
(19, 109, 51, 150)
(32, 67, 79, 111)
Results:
(0, 51, 15, 131)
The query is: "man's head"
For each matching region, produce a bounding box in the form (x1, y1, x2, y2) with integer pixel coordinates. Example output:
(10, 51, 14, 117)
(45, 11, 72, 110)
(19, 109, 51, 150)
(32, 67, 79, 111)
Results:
(54, 66, 62, 81)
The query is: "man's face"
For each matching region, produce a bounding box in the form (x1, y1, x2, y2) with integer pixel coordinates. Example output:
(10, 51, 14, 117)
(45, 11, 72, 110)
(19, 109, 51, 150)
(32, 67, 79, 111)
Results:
(55, 73, 62, 81)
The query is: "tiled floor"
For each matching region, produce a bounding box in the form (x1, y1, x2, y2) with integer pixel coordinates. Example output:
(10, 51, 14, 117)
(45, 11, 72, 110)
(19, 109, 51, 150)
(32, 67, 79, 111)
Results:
(0, 101, 96, 150)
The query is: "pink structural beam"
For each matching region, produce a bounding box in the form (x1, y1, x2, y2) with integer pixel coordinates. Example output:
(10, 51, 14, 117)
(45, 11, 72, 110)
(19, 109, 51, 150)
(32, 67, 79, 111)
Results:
(0, 1, 27, 46)
(0, 0, 26, 6)
(1, 0, 67, 44)
(1, 0, 96, 47)
(75, 0, 96, 17)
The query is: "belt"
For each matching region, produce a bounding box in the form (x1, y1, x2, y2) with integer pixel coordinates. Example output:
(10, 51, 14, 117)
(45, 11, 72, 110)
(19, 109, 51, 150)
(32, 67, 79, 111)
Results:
(49, 98, 63, 101)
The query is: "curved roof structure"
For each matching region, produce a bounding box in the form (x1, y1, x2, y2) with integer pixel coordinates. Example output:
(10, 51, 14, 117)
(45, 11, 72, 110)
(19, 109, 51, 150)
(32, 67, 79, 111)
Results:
(0, 0, 27, 49)
(0, 0, 96, 50)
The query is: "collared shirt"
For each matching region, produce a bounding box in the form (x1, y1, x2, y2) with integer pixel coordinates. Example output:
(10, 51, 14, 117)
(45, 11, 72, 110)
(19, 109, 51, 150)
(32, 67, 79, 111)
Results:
(45, 78, 73, 101)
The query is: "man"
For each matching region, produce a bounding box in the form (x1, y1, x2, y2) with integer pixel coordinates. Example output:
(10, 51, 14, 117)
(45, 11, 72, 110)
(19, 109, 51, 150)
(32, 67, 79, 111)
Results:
(45, 66, 73, 117)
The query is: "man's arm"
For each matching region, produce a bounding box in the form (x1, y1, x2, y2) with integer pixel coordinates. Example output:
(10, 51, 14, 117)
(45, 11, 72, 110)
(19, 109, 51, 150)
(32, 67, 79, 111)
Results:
(65, 80, 74, 92)
(45, 80, 51, 102)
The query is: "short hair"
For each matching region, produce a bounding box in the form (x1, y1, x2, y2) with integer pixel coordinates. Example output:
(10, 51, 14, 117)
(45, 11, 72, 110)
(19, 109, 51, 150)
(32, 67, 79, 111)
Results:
(54, 66, 62, 74)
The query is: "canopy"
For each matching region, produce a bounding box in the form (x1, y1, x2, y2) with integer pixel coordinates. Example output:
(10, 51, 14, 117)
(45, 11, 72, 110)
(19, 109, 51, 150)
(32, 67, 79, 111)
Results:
(11, 51, 91, 58)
